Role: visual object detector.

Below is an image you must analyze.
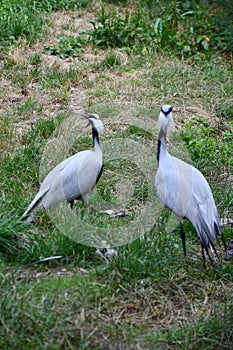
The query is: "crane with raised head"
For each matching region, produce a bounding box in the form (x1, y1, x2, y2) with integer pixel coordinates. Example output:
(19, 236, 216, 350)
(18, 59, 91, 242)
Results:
(155, 105, 227, 266)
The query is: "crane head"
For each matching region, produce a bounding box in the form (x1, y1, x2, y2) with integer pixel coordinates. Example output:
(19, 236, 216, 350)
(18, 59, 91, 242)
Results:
(157, 104, 174, 133)
(88, 113, 104, 133)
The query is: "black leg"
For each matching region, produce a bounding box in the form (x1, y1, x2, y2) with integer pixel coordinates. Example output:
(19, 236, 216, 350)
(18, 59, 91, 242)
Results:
(201, 245, 206, 269)
(205, 246, 213, 264)
(70, 200, 74, 209)
(201, 244, 215, 268)
(221, 233, 228, 256)
(179, 222, 187, 258)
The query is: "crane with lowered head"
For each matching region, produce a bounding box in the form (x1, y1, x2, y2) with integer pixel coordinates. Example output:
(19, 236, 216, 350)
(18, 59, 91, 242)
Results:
(22, 114, 104, 223)
(155, 105, 227, 266)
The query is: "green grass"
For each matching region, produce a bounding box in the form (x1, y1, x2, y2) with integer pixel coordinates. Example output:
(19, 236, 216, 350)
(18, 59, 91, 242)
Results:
(0, 0, 91, 46)
(0, 0, 232, 349)
(0, 0, 43, 46)
(41, 67, 84, 89)
(0, 107, 232, 347)
(0, 235, 232, 348)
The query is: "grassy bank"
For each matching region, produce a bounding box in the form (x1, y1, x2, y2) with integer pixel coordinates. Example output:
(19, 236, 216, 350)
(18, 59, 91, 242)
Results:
(0, 0, 232, 348)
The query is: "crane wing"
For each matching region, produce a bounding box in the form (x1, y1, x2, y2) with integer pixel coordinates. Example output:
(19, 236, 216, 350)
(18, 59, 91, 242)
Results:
(186, 167, 222, 246)
(22, 150, 91, 218)
(156, 155, 193, 217)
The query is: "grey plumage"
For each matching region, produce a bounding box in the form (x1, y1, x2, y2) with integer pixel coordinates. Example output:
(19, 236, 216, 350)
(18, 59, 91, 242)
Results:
(22, 114, 104, 222)
(155, 105, 226, 265)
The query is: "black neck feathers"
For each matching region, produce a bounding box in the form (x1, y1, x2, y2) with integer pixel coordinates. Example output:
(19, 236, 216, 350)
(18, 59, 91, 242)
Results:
(157, 139, 161, 163)
(92, 127, 100, 147)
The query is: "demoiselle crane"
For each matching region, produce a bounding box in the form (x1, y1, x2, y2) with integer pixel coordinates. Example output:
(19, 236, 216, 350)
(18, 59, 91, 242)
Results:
(22, 114, 104, 222)
(155, 105, 227, 266)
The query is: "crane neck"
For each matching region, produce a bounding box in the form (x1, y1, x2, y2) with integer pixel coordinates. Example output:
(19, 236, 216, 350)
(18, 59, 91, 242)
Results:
(92, 127, 101, 153)
(157, 129, 167, 162)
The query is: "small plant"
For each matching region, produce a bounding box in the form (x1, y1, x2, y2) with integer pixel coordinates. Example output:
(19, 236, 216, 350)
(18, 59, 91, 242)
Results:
(0, 116, 14, 154)
(38, 0, 91, 11)
(44, 35, 87, 58)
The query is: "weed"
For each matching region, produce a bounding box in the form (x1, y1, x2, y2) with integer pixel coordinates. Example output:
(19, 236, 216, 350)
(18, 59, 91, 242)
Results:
(3, 65, 31, 89)
(44, 35, 87, 58)
(149, 303, 233, 348)
(0, 209, 33, 261)
(210, 0, 233, 55)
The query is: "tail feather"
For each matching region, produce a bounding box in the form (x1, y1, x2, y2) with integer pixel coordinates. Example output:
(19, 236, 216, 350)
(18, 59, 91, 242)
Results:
(195, 215, 225, 258)
(21, 188, 49, 220)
